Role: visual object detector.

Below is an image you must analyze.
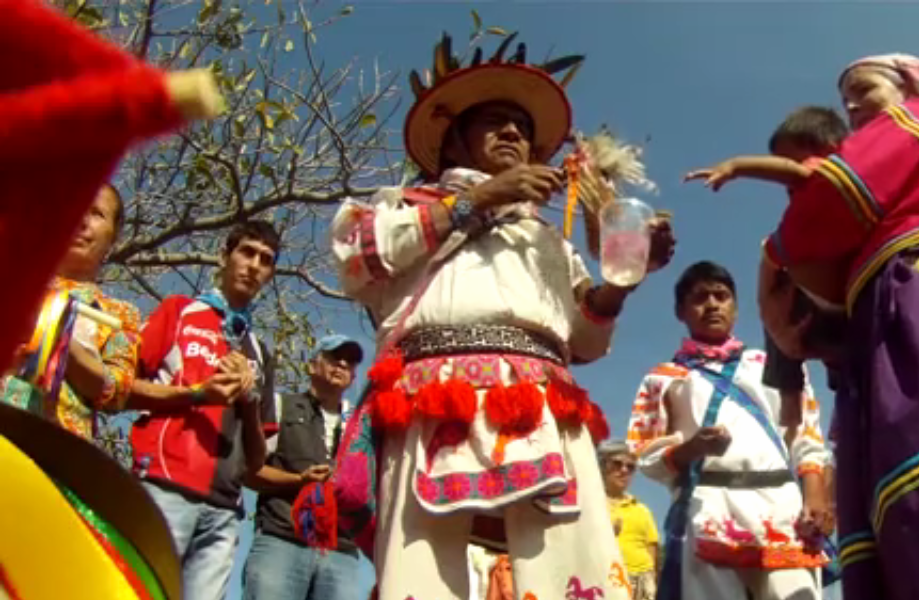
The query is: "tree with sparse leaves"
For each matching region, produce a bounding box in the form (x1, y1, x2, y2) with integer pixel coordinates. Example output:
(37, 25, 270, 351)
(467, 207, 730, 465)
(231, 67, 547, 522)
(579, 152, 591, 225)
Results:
(53, 0, 407, 393)
(50, 1, 508, 466)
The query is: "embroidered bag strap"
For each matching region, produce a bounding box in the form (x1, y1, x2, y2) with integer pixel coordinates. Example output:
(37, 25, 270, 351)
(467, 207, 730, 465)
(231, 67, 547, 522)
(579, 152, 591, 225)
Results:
(693, 366, 789, 463)
(657, 354, 742, 600)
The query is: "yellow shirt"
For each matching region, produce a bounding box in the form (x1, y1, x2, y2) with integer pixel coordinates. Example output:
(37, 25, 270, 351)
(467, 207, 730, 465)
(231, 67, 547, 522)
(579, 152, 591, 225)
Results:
(608, 495, 659, 575)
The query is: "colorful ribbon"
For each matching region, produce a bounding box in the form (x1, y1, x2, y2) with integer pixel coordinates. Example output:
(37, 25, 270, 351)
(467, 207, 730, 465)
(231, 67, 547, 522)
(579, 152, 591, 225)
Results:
(60, 487, 166, 600)
(18, 291, 76, 396)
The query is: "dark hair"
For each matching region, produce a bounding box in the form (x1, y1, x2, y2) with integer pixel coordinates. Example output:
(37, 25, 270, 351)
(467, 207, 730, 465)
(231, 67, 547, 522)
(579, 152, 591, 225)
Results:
(768, 106, 849, 155)
(674, 261, 736, 308)
(100, 183, 125, 238)
(224, 220, 281, 263)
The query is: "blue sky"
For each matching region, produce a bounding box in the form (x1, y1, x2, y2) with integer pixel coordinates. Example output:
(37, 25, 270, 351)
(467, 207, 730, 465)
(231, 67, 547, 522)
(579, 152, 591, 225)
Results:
(223, 2, 919, 598)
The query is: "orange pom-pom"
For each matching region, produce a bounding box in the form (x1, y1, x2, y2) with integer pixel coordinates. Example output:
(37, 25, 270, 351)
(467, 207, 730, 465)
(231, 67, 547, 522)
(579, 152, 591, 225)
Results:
(372, 388, 413, 430)
(368, 354, 404, 390)
(442, 379, 477, 424)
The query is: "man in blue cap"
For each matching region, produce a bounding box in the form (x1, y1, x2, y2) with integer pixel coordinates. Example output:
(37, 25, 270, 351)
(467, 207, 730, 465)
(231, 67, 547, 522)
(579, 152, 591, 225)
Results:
(243, 334, 364, 600)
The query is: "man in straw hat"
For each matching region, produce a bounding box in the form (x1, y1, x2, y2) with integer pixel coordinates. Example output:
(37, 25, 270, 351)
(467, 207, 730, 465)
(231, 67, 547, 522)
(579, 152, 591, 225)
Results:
(322, 30, 675, 599)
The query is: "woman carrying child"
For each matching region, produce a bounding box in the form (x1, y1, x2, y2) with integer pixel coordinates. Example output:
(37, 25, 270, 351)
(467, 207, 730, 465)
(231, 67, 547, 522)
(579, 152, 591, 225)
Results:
(691, 53, 919, 600)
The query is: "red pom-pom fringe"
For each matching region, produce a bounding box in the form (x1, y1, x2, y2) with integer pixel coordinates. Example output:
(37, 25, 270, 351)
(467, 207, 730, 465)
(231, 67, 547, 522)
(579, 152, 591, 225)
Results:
(368, 354, 404, 389)
(484, 382, 544, 436)
(371, 388, 413, 429)
(546, 379, 605, 442)
(413, 379, 477, 424)
(414, 380, 447, 419)
(546, 380, 586, 425)
(442, 379, 478, 423)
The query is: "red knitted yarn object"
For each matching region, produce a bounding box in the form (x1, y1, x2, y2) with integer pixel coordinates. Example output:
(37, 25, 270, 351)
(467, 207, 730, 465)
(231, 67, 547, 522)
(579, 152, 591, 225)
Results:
(290, 479, 338, 551)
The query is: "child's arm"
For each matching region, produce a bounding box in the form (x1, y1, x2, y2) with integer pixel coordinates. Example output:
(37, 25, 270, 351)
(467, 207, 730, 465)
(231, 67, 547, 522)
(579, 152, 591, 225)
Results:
(685, 155, 812, 191)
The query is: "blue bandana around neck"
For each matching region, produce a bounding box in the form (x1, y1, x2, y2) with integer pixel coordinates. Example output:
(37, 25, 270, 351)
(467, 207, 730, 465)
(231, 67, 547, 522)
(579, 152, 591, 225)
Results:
(196, 288, 253, 347)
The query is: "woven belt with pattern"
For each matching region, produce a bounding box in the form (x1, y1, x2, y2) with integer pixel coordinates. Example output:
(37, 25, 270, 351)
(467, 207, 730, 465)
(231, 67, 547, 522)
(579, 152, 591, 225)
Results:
(396, 324, 566, 365)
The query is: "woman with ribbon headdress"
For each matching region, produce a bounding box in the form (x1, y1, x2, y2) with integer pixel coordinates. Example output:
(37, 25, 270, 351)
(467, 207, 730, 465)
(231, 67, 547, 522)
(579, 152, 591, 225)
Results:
(0, 0, 225, 451)
(0, 0, 223, 380)
(2, 184, 142, 445)
(757, 52, 919, 600)
(302, 29, 675, 600)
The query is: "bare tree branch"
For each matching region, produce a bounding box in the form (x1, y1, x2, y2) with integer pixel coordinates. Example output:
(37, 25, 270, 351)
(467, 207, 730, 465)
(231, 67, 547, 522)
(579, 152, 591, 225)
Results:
(64, 0, 411, 387)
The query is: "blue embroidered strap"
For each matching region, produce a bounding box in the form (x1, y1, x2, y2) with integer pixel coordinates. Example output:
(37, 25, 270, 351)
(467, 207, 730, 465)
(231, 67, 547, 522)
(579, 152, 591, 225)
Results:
(693, 366, 788, 463)
(656, 352, 742, 600)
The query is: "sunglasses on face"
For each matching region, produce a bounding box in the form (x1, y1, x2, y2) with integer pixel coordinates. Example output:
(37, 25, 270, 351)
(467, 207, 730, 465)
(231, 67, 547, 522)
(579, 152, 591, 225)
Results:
(605, 459, 637, 473)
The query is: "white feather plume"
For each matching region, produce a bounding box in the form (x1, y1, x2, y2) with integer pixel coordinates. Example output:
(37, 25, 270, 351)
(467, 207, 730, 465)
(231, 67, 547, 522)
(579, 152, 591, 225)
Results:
(581, 128, 657, 195)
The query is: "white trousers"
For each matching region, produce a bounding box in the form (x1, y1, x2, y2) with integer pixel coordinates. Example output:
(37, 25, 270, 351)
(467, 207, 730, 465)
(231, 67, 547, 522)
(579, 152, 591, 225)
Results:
(374, 424, 630, 600)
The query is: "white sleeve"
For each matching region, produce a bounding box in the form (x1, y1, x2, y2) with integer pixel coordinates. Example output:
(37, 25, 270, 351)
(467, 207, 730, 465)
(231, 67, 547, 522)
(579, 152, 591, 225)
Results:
(331, 187, 442, 302)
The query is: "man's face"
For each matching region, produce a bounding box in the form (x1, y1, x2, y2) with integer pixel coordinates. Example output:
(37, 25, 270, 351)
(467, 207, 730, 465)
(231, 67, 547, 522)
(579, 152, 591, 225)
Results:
(460, 102, 534, 175)
(220, 237, 276, 305)
(677, 281, 737, 344)
(602, 453, 637, 493)
(309, 350, 357, 391)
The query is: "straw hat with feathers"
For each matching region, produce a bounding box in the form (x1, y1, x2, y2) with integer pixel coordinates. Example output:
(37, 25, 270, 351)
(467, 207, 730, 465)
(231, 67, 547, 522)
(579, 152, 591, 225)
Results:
(404, 31, 585, 177)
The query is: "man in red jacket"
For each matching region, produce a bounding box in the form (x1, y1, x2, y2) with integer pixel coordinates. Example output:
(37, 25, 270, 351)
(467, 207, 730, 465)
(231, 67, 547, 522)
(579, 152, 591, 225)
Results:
(130, 220, 280, 600)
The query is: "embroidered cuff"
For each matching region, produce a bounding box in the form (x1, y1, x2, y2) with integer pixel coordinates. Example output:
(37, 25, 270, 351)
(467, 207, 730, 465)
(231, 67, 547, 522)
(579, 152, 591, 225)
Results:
(417, 203, 439, 251)
(797, 463, 824, 478)
(359, 210, 388, 281)
(580, 287, 617, 325)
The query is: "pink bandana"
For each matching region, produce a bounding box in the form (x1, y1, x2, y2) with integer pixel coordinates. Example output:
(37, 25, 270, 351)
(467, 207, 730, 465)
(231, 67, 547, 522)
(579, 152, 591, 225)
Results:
(838, 53, 919, 94)
(676, 337, 744, 362)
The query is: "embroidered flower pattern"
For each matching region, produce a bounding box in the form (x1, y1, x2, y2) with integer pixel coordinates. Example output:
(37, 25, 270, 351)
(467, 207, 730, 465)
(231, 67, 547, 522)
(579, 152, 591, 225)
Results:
(414, 453, 565, 506)
(477, 471, 507, 498)
(507, 462, 540, 490)
(442, 473, 472, 501)
(415, 472, 440, 503)
(542, 453, 565, 477)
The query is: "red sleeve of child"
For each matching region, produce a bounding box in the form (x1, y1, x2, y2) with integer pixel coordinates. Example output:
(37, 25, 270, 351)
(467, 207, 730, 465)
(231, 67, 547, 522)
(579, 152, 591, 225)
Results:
(763, 158, 873, 267)
(765, 101, 919, 267)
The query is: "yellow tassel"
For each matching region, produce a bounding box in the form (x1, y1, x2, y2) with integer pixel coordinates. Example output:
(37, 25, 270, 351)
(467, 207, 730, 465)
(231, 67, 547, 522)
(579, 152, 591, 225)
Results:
(563, 155, 580, 239)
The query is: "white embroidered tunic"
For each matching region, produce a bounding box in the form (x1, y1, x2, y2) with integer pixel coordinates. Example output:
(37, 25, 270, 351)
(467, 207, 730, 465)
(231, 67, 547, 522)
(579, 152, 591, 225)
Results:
(626, 342, 830, 569)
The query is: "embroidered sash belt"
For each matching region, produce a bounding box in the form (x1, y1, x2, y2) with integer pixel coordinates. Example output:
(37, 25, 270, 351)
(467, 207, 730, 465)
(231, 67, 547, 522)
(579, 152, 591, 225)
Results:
(697, 469, 795, 489)
(397, 324, 566, 365)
